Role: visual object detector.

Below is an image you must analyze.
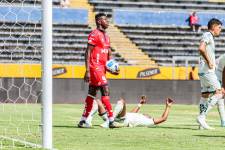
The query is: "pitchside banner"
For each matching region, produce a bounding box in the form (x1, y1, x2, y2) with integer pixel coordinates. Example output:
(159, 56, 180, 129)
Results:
(0, 64, 199, 80)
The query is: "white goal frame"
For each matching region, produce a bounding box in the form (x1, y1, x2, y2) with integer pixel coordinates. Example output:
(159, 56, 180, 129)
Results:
(42, 0, 53, 149)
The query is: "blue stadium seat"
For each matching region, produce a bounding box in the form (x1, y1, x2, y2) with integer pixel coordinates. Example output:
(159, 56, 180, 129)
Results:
(117, 24, 225, 66)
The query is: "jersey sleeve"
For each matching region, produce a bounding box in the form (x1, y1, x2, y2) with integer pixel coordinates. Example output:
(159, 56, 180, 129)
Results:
(200, 33, 210, 45)
(88, 31, 99, 46)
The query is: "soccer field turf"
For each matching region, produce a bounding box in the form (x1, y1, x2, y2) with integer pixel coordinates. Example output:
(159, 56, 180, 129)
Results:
(1, 104, 225, 150)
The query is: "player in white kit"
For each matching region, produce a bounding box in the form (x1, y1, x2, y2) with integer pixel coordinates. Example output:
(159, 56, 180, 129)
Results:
(215, 54, 225, 126)
(197, 18, 223, 129)
(96, 95, 173, 128)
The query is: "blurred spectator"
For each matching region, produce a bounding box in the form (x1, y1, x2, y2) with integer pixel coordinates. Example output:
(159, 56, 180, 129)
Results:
(60, 0, 70, 8)
(188, 12, 201, 32)
(189, 66, 199, 80)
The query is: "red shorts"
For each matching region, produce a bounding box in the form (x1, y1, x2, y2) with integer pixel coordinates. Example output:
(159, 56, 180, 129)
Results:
(89, 68, 108, 86)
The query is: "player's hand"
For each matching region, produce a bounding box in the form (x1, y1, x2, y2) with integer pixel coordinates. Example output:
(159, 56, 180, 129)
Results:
(84, 71, 90, 83)
(108, 68, 120, 75)
(166, 98, 174, 107)
(208, 62, 214, 70)
(139, 95, 147, 104)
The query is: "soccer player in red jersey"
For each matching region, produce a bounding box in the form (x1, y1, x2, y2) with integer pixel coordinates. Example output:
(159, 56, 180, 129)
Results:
(78, 13, 119, 128)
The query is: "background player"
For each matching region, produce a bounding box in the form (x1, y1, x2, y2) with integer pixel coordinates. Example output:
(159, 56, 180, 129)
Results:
(78, 13, 119, 128)
(215, 54, 225, 126)
(197, 18, 223, 130)
(95, 96, 174, 128)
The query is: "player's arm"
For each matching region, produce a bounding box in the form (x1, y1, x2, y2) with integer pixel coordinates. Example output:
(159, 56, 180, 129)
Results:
(153, 98, 173, 125)
(222, 67, 225, 94)
(108, 47, 113, 60)
(84, 44, 94, 82)
(130, 95, 147, 113)
(198, 41, 214, 69)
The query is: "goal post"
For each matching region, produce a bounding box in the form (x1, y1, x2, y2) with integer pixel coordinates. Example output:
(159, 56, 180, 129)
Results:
(42, 0, 53, 149)
(0, 0, 53, 149)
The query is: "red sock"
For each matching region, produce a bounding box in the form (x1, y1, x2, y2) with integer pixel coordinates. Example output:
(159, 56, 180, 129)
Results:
(101, 96, 113, 118)
(82, 96, 94, 118)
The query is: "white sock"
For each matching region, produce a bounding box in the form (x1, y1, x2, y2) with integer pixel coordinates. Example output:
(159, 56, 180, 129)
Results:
(109, 117, 114, 122)
(205, 93, 223, 115)
(86, 100, 98, 125)
(199, 97, 207, 119)
(217, 98, 225, 122)
(80, 116, 86, 121)
(113, 101, 124, 118)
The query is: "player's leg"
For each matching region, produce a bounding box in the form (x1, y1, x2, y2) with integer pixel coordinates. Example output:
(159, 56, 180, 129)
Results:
(197, 72, 223, 129)
(100, 85, 117, 128)
(114, 98, 126, 119)
(78, 85, 97, 128)
(215, 70, 225, 126)
(95, 99, 110, 128)
(217, 98, 225, 127)
(96, 99, 108, 121)
(85, 100, 98, 126)
(97, 98, 125, 128)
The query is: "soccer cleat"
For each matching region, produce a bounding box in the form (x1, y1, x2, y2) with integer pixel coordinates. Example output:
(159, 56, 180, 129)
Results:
(77, 120, 85, 128)
(100, 121, 109, 128)
(77, 120, 92, 128)
(109, 121, 120, 128)
(199, 125, 214, 130)
(197, 116, 214, 130)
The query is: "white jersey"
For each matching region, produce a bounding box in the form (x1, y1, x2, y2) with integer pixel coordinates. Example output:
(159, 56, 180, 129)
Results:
(199, 32, 216, 74)
(216, 54, 225, 82)
(123, 113, 155, 127)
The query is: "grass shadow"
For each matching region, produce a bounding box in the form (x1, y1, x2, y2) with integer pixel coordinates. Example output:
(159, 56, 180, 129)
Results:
(194, 135, 225, 138)
(155, 126, 198, 130)
(53, 125, 99, 129)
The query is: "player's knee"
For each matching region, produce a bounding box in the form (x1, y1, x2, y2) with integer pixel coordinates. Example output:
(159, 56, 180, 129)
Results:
(88, 87, 97, 98)
(214, 90, 223, 98)
(118, 98, 125, 104)
(216, 89, 224, 95)
(100, 85, 110, 96)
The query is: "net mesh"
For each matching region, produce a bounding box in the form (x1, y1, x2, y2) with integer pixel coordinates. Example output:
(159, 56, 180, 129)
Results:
(0, 1, 43, 148)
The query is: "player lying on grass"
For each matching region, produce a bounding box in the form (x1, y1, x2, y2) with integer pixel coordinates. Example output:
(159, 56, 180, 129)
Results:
(86, 96, 174, 128)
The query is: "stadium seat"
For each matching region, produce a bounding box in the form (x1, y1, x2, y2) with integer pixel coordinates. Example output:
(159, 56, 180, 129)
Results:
(89, 0, 225, 17)
(117, 24, 225, 66)
(0, 21, 127, 65)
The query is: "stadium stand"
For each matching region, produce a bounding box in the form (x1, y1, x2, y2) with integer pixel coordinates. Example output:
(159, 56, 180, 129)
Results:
(0, 5, 127, 65)
(86, 0, 225, 66)
(113, 10, 225, 26)
(0, 0, 60, 6)
(71, 0, 156, 66)
(118, 24, 225, 66)
(89, 0, 225, 17)
(0, 21, 127, 65)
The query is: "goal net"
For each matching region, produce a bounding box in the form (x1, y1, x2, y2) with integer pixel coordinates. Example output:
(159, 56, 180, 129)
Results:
(0, 0, 48, 148)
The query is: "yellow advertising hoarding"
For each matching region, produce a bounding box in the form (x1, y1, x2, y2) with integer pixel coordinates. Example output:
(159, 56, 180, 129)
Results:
(0, 64, 199, 80)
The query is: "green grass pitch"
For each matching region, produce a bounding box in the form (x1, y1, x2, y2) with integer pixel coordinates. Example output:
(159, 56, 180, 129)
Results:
(1, 104, 225, 150)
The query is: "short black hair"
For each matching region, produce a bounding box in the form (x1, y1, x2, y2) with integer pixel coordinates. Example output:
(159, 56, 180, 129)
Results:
(95, 13, 107, 23)
(208, 18, 222, 30)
